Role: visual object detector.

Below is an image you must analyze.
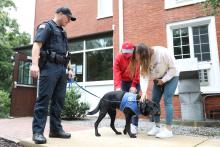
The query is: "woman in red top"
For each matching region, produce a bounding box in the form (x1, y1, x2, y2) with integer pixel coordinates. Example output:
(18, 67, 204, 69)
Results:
(113, 41, 140, 134)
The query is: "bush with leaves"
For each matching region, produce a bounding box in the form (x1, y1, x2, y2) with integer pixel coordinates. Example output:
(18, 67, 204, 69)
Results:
(0, 90, 10, 118)
(61, 87, 90, 120)
(203, 0, 220, 15)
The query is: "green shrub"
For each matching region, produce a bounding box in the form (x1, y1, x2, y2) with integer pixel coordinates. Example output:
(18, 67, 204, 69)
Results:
(0, 90, 10, 118)
(61, 87, 90, 120)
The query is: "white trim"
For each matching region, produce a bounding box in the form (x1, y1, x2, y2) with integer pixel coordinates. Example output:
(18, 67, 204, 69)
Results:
(97, 0, 113, 19)
(69, 47, 113, 54)
(165, 0, 206, 9)
(15, 83, 36, 88)
(166, 16, 220, 93)
(119, 0, 124, 51)
(77, 80, 113, 86)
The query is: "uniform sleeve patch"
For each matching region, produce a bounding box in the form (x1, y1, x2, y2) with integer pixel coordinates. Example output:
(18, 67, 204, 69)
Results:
(39, 24, 46, 29)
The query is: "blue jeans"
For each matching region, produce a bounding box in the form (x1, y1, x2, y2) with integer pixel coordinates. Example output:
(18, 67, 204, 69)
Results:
(121, 81, 140, 127)
(152, 77, 179, 125)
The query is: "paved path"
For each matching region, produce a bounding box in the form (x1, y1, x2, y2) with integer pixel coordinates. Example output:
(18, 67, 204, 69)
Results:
(19, 127, 220, 147)
(0, 117, 91, 142)
(0, 117, 220, 147)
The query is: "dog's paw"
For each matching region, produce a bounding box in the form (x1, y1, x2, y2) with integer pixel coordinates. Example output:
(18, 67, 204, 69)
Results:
(95, 133, 101, 137)
(116, 132, 122, 135)
(123, 129, 127, 135)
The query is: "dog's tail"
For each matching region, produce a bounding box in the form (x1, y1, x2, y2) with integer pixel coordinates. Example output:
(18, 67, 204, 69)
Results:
(87, 100, 101, 115)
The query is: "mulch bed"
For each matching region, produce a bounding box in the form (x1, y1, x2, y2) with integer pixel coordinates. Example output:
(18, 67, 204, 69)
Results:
(0, 137, 24, 147)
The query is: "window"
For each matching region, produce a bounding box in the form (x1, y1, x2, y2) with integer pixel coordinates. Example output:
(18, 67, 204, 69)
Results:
(167, 17, 220, 93)
(69, 34, 113, 82)
(18, 61, 35, 85)
(193, 25, 211, 62)
(172, 25, 211, 85)
(173, 28, 190, 59)
(97, 0, 113, 19)
(165, 0, 205, 9)
(172, 25, 211, 62)
(199, 69, 209, 86)
(86, 49, 113, 81)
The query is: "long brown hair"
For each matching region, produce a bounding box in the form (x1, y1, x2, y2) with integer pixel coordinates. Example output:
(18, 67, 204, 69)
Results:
(129, 43, 153, 77)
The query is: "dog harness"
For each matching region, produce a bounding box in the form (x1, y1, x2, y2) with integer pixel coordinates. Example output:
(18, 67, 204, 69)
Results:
(120, 92, 140, 115)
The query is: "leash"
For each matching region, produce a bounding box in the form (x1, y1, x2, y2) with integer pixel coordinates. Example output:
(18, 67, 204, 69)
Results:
(68, 78, 101, 99)
(68, 78, 140, 103)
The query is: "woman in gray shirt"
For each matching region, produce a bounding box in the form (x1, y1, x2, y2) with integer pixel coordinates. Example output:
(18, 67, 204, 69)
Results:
(129, 43, 179, 138)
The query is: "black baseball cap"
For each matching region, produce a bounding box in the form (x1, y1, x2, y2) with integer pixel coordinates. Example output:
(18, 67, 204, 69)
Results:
(56, 7, 76, 21)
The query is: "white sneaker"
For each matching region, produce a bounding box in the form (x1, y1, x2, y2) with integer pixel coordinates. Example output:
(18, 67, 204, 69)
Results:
(130, 124, 138, 134)
(147, 126, 160, 136)
(156, 127, 173, 138)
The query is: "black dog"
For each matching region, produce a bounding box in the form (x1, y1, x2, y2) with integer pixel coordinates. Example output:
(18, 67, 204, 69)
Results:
(87, 91, 160, 138)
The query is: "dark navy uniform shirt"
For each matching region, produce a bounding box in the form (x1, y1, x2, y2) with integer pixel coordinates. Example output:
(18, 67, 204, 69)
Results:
(120, 92, 140, 115)
(34, 20, 68, 55)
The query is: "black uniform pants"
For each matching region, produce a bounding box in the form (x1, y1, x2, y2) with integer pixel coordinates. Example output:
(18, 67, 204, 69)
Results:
(32, 62, 67, 134)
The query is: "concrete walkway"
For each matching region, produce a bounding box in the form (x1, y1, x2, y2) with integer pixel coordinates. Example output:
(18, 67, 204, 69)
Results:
(19, 127, 220, 147)
(0, 117, 220, 147)
(0, 117, 91, 142)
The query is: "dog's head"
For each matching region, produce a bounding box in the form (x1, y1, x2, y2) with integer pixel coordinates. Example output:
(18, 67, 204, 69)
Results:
(139, 100, 160, 122)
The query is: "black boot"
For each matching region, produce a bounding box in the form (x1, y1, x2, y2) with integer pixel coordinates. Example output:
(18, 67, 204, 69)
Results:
(49, 130, 71, 139)
(33, 133, 47, 144)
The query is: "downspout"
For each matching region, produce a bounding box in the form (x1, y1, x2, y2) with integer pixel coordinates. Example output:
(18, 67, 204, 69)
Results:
(118, 0, 124, 51)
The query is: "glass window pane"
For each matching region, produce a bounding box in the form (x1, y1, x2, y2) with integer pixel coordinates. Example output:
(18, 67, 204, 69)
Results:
(182, 45, 190, 54)
(194, 44, 200, 53)
(181, 28, 188, 36)
(70, 53, 83, 82)
(174, 46, 182, 55)
(18, 61, 34, 85)
(200, 25, 208, 34)
(202, 53, 211, 61)
(174, 55, 182, 59)
(183, 55, 190, 58)
(69, 40, 84, 52)
(195, 53, 201, 61)
(173, 29, 180, 37)
(173, 38, 181, 46)
(193, 36, 199, 44)
(98, 0, 113, 18)
(182, 37, 189, 45)
(200, 34, 209, 43)
(201, 43, 210, 53)
(86, 49, 113, 81)
(193, 27, 199, 35)
(86, 36, 113, 49)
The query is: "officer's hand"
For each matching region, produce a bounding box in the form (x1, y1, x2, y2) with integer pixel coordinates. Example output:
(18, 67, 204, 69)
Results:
(30, 64, 39, 78)
(68, 70, 74, 79)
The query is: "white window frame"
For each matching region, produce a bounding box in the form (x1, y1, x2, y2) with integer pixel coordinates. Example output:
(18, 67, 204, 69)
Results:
(69, 40, 114, 86)
(167, 16, 220, 93)
(165, 0, 206, 9)
(97, 0, 113, 19)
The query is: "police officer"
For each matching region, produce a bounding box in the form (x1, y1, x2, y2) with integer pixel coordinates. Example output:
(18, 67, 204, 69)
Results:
(30, 7, 76, 144)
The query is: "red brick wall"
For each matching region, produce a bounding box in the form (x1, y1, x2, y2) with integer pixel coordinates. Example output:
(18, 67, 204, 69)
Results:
(215, 16, 220, 62)
(123, 0, 207, 46)
(35, 0, 113, 38)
